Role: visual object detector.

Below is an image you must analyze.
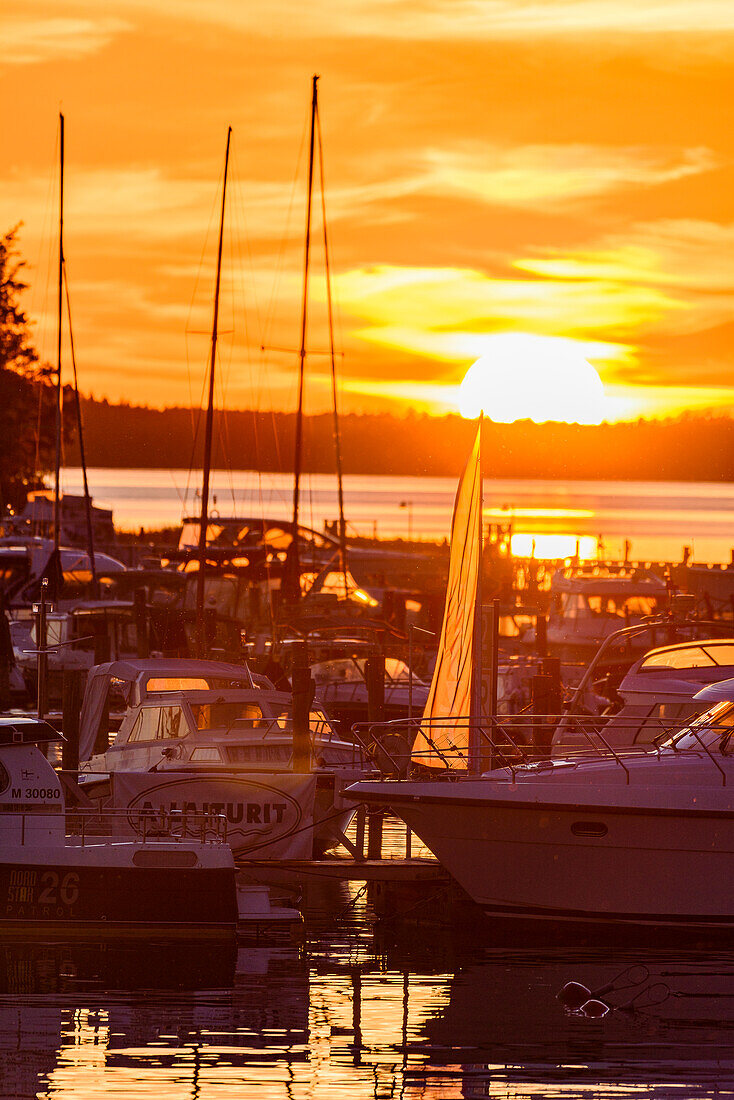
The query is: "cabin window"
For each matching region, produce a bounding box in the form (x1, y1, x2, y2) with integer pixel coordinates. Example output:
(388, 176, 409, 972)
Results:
(667, 700, 734, 751)
(147, 677, 211, 693)
(264, 527, 293, 550)
(309, 709, 332, 737)
(191, 701, 264, 730)
(128, 706, 184, 742)
(641, 646, 715, 670)
(633, 701, 698, 744)
(189, 747, 223, 762)
(702, 643, 734, 665)
(227, 744, 291, 764)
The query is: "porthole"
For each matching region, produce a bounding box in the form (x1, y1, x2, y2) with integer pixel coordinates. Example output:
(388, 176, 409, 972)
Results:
(571, 820, 608, 838)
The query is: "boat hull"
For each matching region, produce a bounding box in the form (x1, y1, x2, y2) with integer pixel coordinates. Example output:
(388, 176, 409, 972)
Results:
(0, 852, 238, 933)
(357, 785, 734, 928)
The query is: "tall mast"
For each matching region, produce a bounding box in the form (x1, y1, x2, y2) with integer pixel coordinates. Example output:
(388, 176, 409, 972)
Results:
(53, 113, 64, 550)
(315, 99, 348, 590)
(195, 125, 232, 658)
(289, 74, 318, 597)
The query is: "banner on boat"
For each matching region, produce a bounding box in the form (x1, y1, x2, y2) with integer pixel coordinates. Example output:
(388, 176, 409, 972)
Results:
(111, 772, 317, 859)
(412, 423, 482, 769)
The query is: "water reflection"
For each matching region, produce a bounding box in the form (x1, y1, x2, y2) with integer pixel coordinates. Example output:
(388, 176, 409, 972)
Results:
(0, 922, 731, 1099)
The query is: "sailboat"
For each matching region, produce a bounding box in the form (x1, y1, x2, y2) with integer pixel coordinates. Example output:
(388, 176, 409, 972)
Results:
(410, 419, 489, 771)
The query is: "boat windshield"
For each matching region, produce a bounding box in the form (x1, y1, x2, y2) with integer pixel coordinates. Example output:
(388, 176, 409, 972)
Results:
(665, 700, 734, 752)
(191, 702, 265, 730)
(190, 701, 334, 737)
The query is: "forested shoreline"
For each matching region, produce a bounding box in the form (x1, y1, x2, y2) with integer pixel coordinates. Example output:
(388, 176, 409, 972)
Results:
(63, 396, 734, 482)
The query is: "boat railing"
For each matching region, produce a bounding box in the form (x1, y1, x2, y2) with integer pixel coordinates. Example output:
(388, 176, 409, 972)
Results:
(0, 806, 229, 847)
(351, 713, 731, 786)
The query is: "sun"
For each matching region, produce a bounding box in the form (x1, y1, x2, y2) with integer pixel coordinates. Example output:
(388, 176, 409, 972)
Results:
(458, 334, 607, 424)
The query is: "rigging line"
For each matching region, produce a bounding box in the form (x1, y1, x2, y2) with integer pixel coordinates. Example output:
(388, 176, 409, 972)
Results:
(27, 124, 59, 394)
(62, 258, 97, 590)
(261, 111, 310, 498)
(316, 100, 348, 585)
(228, 152, 265, 520)
(261, 115, 308, 352)
(183, 153, 224, 511)
(246, 107, 308, 523)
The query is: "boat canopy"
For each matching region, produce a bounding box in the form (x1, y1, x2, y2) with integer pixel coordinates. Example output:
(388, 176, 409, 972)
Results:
(79, 658, 256, 762)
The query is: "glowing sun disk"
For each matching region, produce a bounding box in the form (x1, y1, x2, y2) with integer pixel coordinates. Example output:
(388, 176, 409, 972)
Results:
(459, 334, 607, 424)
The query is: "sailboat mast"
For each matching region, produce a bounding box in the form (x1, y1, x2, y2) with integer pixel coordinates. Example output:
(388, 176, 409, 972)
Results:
(290, 74, 319, 595)
(469, 413, 484, 771)
(53, 113, 64, 550)
(315, 101, 348, 588)
(195, 125, 232, 657)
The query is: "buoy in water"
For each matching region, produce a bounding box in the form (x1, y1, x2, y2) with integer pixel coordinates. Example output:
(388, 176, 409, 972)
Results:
(557, 981, 591, 1009)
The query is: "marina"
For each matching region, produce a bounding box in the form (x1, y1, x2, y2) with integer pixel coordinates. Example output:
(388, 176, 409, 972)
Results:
(3, 11, 734, 1095)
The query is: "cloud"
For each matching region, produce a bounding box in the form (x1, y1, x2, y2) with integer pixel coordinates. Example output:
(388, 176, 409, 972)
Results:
(332, 263, 678, 345)
(3, 14, 129, 65)
(62, 0, 734, 41)
(518, 219, 734, 293)
(417, 145, 716, 208)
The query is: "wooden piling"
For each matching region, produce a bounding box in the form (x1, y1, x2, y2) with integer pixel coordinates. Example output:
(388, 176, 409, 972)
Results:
(535, 611, 548, 657)
(291, 643, 313, 773)
(0, 590, 12, 712)
(367, 807, 384, 860)
(93, 632, 111, 666)
(61, 668, 84, 770)
(36, 579, 49, 720)
(93, 691, 110, 757)
(365, 651, 385, 724)
(365, 651, 387, 858)
(133, 587, 150, 658)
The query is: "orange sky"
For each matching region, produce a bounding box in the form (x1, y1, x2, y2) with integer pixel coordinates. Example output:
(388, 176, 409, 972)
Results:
(4, 0, 734, 421)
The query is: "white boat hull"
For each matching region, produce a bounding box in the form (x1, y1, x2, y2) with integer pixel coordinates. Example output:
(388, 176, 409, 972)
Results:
(353, 775, 734, 928)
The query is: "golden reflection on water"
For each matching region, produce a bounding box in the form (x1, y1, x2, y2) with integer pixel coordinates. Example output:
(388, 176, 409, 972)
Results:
(7, 933, 728, 1100)
(4, 842, 732, 1100)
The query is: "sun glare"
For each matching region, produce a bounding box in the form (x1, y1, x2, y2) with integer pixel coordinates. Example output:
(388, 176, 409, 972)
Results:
(459, 334, 607, 423)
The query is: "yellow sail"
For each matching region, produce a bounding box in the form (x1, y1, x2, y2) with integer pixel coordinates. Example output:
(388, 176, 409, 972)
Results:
(412, 423, 481, 768)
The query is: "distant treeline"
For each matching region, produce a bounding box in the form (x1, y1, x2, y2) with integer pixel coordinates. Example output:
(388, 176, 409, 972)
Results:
(64, 396, 734, 482)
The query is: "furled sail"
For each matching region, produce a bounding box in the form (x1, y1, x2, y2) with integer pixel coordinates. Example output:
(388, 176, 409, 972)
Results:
(412, 423, 481, 768)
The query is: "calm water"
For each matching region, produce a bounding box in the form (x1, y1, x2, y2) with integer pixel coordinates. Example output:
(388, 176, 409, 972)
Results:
(63, 468, 734, 563)
(4, 884, 733, 1100)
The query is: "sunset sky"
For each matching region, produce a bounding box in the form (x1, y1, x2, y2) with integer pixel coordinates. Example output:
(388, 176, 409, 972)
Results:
(4, 0, 734, 422)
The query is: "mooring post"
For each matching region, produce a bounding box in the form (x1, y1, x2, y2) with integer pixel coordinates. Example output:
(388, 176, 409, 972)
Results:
(354, 803, 366, 860)
(133, 587, 150, 658)
(535, 610, 548, 657)
(61, 668, 84, 770)
(36, 577, 49, 721)
(291, 642, 313, 773)
(0, 589, 12, 712)
(93, 632, 111, 667)
(93, 688, 110, 757)
(531, 663, 561, 759)
(366, 650, 385, 859)
(542, 656, 563, 712)
(366, 650, 385, 724)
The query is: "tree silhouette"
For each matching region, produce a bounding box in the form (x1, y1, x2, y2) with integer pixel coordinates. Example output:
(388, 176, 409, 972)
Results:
(0, 227, 55, 515)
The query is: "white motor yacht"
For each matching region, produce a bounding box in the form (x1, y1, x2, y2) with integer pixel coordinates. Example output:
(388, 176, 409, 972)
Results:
(78, 659, 368, 857)
(0, 717, 238, 934)
(546, 565, 668, 659)
(348, 680, 734, 929)
(554, 636, 734, 753)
